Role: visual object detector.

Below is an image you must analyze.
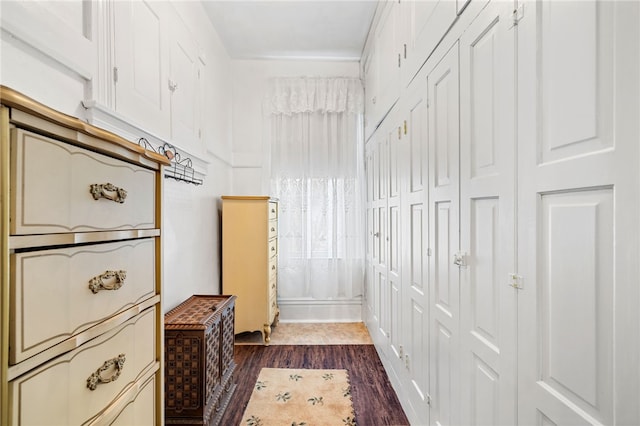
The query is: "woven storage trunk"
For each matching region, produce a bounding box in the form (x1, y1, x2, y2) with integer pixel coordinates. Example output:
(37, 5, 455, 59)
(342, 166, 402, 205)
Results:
(165, 295, 236, 425)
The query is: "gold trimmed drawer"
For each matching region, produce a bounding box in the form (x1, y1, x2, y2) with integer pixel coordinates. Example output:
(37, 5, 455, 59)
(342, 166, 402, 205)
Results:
(268, 219, 277, 240)
(10, 128, 156, 235)
(268, 202, 278, 220)
(10, 238, 156, 364)
(268, 238, 278, 259)
(9, 307, 157, 426)
(268, 256, 277, 282)
(268, 294, 277, 323)
(98, 373, 156, 425)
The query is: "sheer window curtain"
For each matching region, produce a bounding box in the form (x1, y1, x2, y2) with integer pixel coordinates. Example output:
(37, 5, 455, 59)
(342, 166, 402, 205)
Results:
(265, 77, 365, 302)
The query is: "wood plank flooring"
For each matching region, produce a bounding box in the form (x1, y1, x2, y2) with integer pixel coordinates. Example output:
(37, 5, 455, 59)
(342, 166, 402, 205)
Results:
(220, 344, 410, 426)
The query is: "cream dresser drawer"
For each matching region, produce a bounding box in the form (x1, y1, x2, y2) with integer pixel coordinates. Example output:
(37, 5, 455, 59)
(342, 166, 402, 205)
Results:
(10, 238, 156, 364)
(268, 202, 278, 220)
(10, 128, 156, 235)
(268, 238, 278, 258)
(104, 374, 156, 426)
(9, 307, 157, 426)
(268, 219, 277, 240)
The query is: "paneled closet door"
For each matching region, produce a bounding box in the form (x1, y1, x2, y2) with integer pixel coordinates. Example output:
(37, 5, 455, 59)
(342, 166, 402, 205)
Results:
(401, 74, 430, 423)
(458, 2, 517, 424)
(427, 41, 461, 426)
(364, 139, 376, 327)
(517, 1, 640, 425)
(386, 111, 403, 369)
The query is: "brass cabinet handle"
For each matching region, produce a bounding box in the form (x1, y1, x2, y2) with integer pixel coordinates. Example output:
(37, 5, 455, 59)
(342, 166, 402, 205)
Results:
(86, 354, 126, 390)
(90, 183, 127, 203)
(88, 270, 127, 294)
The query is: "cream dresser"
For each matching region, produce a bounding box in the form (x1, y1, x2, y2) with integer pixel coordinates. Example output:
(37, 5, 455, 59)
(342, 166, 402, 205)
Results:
(0, 86, 169, 425)
(221, 196, 279, 344)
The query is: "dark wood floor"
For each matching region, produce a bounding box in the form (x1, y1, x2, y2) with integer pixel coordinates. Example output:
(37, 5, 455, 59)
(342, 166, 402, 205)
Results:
(219, 344, 410, 426)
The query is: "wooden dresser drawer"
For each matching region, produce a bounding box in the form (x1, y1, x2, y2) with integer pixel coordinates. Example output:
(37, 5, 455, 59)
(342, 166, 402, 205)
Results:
(10, 238, 156, 364)
(10, 128, 156, 235)
(9, 307, 157, 426)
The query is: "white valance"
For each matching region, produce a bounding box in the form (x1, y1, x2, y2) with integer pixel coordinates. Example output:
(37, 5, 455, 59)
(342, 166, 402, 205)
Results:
(265, 77, 364, 115)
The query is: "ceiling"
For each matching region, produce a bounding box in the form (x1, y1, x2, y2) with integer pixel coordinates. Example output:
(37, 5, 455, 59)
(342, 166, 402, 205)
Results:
(201, 1, 378, 60)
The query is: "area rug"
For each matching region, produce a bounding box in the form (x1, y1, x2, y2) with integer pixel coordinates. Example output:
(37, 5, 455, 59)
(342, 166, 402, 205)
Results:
(241, 368, 356, 426)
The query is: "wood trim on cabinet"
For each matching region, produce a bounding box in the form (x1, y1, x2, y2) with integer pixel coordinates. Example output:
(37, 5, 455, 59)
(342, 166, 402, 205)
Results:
(0, 86, 170, 167)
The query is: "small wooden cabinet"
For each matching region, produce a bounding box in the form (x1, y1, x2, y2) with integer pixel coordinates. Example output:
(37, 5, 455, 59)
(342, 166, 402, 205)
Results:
(164, 295, 236, 426)
(222, 196, 279, 344)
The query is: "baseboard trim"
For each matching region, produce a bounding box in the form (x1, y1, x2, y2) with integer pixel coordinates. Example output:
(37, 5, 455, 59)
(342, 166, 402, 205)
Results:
(278, 298, 363, 322)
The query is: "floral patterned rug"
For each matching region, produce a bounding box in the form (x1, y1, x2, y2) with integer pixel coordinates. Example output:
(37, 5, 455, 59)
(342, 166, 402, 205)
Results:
(241, 368, 356, 426)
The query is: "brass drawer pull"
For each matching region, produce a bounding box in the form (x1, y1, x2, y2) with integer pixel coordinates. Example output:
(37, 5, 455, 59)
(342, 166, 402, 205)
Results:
(86, 353, 126, 390)
(89, 270, 127, 294)
(90, 183, 127, 203)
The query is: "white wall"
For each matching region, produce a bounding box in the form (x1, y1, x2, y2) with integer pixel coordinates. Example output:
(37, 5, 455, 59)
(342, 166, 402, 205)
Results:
(229, 59, 360, 195)
(229, 59, 364, 322)
(0, 1, 233, 312)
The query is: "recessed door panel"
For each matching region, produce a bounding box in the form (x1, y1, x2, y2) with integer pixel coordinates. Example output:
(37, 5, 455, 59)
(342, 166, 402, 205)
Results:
(434, 201, 452, 314)
(470, 198, 499, 349)
(539, 1, 613, 164)
(540, 189, 613, 416)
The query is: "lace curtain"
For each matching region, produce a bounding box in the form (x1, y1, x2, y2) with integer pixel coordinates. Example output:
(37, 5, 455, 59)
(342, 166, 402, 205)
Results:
(266, 77, 365, 301)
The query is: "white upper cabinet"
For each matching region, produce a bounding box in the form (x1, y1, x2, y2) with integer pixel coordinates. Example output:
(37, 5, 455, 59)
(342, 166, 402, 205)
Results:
(363, 0, 403, 140)
(88, 0, 205, 157)
(114, 0, 171, 139)
(375, 1, 402, 121)
(401, 0, 458, 85)
(168, 17, 201, 153)
(0, 0, 94, 79)
(363, 46, 379, 140)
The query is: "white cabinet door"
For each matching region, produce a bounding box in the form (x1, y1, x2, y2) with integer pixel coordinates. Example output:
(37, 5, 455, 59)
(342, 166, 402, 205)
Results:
(169, 18, 200, 154)
(400, 73, 431, 425)
(427, 42, 461, 426)
(403, 0, 458, 85)
(459, 2, 517, 425)
(363, 47, 379, 140)
(517, 1, 640, 425)
(114, 0, 170, 138)
(375, 0, 401, 123)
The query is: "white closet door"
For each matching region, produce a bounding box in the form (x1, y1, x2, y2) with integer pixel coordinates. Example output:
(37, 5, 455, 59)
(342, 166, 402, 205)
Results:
(401, 74, 431, 423)
(387, 112, 403, 367)
(364, 140, 376, 327)
(459, 2, 517, 425)
(428, 42, 461, 426)
(517, 1, 640, 425)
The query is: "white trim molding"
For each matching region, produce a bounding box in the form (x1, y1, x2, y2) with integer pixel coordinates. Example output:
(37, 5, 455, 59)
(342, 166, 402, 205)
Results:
(277, 298, 363, 323)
